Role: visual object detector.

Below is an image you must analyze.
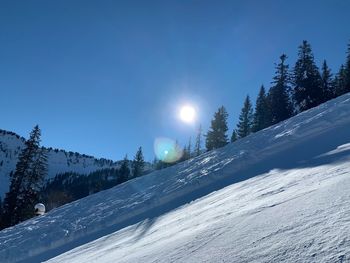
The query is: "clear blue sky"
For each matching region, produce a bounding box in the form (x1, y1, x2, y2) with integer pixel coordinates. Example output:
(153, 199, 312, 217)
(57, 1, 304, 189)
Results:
(1, 0, 349, 161)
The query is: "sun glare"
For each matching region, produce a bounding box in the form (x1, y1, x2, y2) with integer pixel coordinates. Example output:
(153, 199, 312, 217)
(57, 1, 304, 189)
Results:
(179, 105, 196, 123)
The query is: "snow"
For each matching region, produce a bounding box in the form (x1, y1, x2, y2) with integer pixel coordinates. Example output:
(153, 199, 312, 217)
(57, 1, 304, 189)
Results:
(0, 132, 120, 198)
(0, 132, 25, 199)
(47, 163, 350, 263)
(1, 93, 350, 263)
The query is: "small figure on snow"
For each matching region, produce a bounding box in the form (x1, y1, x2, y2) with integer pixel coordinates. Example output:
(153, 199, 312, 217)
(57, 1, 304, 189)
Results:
(34, 203, 46, 216)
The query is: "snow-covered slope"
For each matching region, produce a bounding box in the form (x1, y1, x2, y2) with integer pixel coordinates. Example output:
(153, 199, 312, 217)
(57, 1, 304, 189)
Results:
(0, 130, 120, 198)
(1, 94, 350, 263)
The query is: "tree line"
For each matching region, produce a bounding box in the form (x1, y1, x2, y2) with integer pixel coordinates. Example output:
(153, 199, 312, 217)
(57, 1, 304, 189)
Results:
(152, 124, 203, 170)
(41, 147, 147, 212)
(206, 40, 350, 150)
(0, 127, 146, 230)
(145, 40, 350, 170)
(0, 40, 349, 230)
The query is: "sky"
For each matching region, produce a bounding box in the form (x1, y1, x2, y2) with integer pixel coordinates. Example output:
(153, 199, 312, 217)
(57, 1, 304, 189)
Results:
(1, 0, 349, 162)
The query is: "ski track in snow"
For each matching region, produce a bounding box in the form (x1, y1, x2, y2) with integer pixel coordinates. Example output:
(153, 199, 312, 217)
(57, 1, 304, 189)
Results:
(1, 94, 350, 263)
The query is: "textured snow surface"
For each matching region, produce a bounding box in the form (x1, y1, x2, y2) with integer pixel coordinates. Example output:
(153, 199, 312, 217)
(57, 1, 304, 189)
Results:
(47, 163, 350, 263)
(1, 94, 350, 263)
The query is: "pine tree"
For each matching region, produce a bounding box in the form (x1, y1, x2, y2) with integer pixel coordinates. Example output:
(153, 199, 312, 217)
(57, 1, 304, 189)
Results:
(180, 138, 192, 162)
(152, 157, 159, 170)
(187, 137, 191, 158)
(2, 125, 47, 228)
(154, 158, 170, 170)
(230, 129, 237, 143)
(194, 125, 202, 156)
(119, 155, 130, 183)
(345, 41, 350, 93)
(321, 60, 334, 100)
(0, 197, 3, 229)
(132, 147, 145, 178)
(293, 40, 323, 112)
(268, 54, 293, 124)
(334, 64, 347, 97)
(253, 85, 271, 131)
(205, 106, 229, 151)
(29, 147, 48, 196)
(236, 96, 253, 138)
(181, 145, 189, 161)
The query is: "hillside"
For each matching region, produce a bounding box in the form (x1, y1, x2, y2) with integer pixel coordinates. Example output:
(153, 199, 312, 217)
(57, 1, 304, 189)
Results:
(0, 130, 120, 198)
(1, 93, 350, 263)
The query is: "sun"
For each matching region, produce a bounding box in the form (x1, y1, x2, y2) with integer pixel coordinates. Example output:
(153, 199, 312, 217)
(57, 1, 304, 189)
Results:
(179, 105, 196, 123)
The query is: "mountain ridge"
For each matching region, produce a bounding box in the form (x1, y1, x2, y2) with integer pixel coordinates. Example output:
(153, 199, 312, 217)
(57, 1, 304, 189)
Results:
(0, 129, 121, 198)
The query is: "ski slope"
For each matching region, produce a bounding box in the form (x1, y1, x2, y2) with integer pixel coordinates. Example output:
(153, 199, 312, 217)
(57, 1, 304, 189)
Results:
(1, 94, 350, 263)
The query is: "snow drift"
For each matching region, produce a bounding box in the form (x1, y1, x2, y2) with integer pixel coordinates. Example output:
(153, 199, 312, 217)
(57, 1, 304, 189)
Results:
(1, 93, 350, 263)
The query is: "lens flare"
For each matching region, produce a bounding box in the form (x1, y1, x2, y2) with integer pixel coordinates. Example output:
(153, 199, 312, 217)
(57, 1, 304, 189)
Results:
(154, 137, 183, 163)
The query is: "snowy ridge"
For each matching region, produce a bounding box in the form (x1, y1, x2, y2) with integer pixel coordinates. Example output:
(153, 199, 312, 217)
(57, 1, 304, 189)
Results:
(0, 131, 120, 198)
(1, 93, 350, 262)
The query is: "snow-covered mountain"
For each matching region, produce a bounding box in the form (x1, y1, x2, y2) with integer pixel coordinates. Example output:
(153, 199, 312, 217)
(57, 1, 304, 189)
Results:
(1, 93, 350, 263)
(0, 130, 120, 198)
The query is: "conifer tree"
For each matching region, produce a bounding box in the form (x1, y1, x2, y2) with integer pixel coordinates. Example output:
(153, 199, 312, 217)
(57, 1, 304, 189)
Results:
(334, 64, 347, 97)
(132, 147, 145, 178)
(2, 125, 47, 228)
(0, 198, 3, 229)
(268, 54, 293, 124)
(119, 155, 130, 183)
(345, 42, 350, 92)
(152, 157, 159, 170)
(181, 145, 190, 161)
(205, 106, 229, 151)
(293, 40, 323, 112)
(230, 129, 237, 143)
(236, 96, 253, 138)
(321, 60, 334, 100)
(154, 158, 171, 170)
(186, 137, 192, 159)
(29, 147, 48, 197)
(253, 85, 271, 131)
(194, 125, 202, 156)
(181, 138, 192, 161)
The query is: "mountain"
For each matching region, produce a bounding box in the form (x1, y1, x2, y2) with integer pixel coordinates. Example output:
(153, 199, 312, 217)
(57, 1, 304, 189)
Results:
(1, 93, 350, 263)
(0, 130, 120, 198)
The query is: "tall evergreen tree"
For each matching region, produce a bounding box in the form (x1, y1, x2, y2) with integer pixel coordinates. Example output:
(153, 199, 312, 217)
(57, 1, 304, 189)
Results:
(293, 40, 323, 112)
(236, 95, 253, 138)
(132, 147, 145, 178)
(194, 125, 202, 156)
(205, 106, 229, 151)
(29, 147, 48, 198)
(0, 197, 3, 229)
(180, 138, 192, 161)
(230, 129, 237, 143)
(186, 137, 192, 159)
(119, 155, 130, 183)
(2, 125, 47, 228)
(181, 145, 190, 161)
(345, 41, 350, 92)
(321, 60, 334, 100)
(253, 85, 271, 131)
(268, 54, 293, 124)
(334, 64, 347, 97)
